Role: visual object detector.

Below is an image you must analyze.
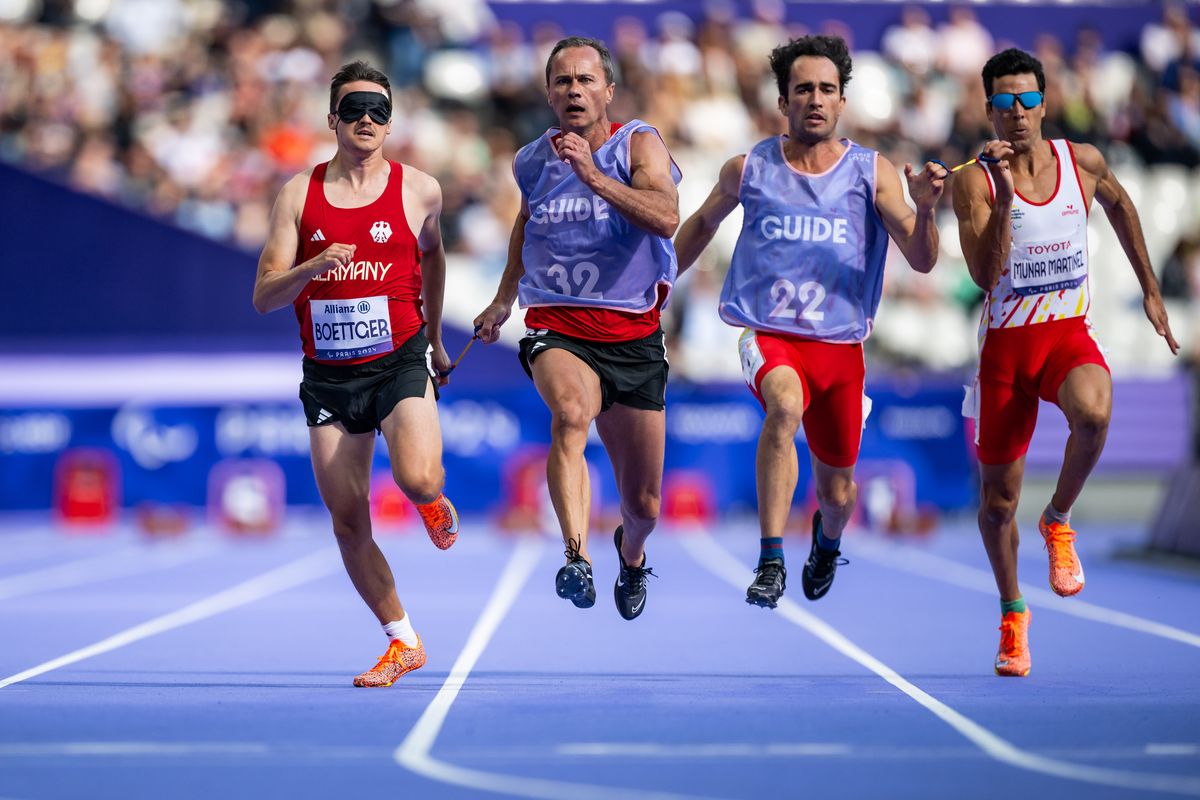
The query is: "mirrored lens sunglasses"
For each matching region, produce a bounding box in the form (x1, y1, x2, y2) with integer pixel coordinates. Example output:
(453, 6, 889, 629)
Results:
(988, 91, 1044, 111)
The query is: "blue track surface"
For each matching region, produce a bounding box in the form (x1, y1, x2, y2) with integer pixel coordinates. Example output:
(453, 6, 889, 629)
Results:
(1, 516, 1198, 799)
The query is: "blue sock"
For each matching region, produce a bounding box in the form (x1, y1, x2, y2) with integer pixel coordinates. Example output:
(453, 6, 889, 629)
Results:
(816, 518, 840, 553)
(759, 537, 784, 564)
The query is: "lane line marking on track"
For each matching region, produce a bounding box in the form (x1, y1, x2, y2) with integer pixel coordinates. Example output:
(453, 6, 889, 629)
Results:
(1, 739, 1197, 763)
(558, 743, 852, 757)
(394, 537, 732, 800)
(553, 742, 1200, 760)
(0, 547, 338, 690)
(1148, 745, 1200, 757)
(0, 541, 222, 601)
(0, 742, 272, 757)
(682, 533, 1200, 797)
(852, 538, 1200, 649)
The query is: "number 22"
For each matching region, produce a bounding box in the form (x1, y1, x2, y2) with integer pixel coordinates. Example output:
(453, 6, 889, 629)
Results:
(768, 279, 825, 321)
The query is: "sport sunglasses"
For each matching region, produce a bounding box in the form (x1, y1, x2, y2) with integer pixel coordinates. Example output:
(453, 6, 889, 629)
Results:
(988, 91, 1044, 111)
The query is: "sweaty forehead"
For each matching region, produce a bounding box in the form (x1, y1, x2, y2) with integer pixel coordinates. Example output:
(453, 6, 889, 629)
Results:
(991, 73, 1039, 93)
(550, 47, 604, 78)
(788, 56, 839, 85)
(335, 82, 388, 105)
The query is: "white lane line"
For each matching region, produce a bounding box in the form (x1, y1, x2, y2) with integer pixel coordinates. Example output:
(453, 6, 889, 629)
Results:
(1149, 745, 1200, 757)
(853, 538, 1200, 649)
(682, 533, 1200, 797)
(554, 742, 1200, 760)
(394, 538, 730, 800)
(0, 541, 221, 601)
(0, 547, 337, 689)
(3, 740, 1196, 764)
(0, 742, 271, 757)
(558, 743, 852, 758)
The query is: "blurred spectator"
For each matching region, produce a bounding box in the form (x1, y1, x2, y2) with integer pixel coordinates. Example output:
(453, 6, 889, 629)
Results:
(898, 82, 954, 151)
(935, 6, 992, 81)
(881, 6, 937, 78)
(0, 1, 1194, 378)
(1160, 233, 1200, 303)
(1140, 1, 1200, 76)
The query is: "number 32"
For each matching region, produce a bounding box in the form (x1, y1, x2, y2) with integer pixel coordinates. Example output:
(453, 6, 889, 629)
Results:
(548, 262, 602, 299)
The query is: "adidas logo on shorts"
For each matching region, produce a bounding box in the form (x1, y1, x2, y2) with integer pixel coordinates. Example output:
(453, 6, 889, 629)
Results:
(310, 229, 326, 242)
(316, 408, 332, 423)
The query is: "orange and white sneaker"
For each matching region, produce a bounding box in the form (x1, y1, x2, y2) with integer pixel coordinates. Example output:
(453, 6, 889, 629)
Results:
(994, 609, 1031, 677)
(418, 494, 459, 550)
(1039, 518, 1084, 597)
(353, 636, 426, 687)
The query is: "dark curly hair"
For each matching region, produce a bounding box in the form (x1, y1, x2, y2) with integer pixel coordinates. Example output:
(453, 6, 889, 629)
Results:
(981, 48, 1045, 97)
(769, 35, 853, 97)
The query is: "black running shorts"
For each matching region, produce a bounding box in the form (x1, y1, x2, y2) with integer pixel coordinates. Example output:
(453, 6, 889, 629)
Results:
(518, 327, 668, 412)
(299, 328, 437, 435)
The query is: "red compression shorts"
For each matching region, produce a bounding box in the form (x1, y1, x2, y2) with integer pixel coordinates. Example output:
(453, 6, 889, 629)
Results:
(975, 316, 1109, 465)
(739, 329, 866, 469)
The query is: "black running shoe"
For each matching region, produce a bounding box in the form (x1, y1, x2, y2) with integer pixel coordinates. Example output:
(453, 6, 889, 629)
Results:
(555, 537, 595, 608)
(745, 558, 786, 609)
(613, 526, 655, 620)
(801, 510, 847, 601)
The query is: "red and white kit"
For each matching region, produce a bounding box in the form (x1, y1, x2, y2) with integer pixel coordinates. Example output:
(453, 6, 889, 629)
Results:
(966, 139, 1109, 465)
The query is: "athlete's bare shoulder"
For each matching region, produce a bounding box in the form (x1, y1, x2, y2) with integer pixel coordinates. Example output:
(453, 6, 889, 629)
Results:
(718, 153, 746, 190)
(630, 128, 670, 150)
(1066, 140, 1106, 178)
(398, 162, 443, 225)
(399, 162, 442, 203)
(274, 167, 316, 220)
(280, 167, 315, 195)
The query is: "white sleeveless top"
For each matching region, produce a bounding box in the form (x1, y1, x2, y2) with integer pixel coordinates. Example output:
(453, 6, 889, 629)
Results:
(978, 139, 1090, 333)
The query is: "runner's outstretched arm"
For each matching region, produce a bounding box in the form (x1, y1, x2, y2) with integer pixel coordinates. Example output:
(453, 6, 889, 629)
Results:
(473, 202, 530, 343)
(874, 154, 946, 273)
(412, 169, 452, 380)
(1076, 143, 1179, 355)
(675, 155, 744, 278)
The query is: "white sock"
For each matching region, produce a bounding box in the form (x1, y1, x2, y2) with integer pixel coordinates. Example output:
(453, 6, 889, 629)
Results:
(382, 616, 418, 647)
(1043, 503, 1070, 526)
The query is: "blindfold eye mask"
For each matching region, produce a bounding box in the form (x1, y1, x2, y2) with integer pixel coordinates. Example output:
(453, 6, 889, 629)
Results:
(336, 91, 392, 125)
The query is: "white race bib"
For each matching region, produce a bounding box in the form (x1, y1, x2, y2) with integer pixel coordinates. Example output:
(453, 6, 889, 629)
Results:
(310, 295, 393, 360)
(1009, 238, 1086, 297)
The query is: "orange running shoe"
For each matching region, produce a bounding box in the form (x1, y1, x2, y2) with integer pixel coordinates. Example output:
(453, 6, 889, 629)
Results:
(994, 609, 1031, 677)
(1039, 518, 1084, 597)
(418, 494, 459, 550)
(353, 636, 426, 687)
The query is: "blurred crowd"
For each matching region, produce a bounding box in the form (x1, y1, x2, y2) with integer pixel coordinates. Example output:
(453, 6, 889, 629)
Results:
(2, 0, 1199, 375)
